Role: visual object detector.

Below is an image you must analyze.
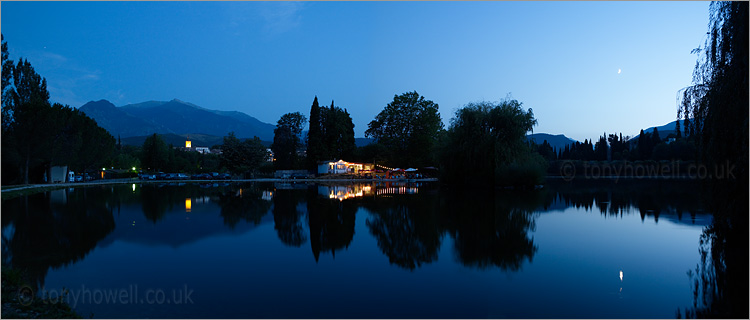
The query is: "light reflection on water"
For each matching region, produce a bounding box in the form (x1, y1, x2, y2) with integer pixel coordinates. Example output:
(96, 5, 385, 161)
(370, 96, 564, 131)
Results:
(1, 180, 710, 318)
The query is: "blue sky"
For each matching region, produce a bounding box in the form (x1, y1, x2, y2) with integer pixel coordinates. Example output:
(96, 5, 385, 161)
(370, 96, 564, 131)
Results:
(2, 1, 708, 141)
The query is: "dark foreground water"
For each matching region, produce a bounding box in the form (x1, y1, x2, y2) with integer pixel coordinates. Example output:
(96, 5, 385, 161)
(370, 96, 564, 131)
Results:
(2, 180, 711, 318)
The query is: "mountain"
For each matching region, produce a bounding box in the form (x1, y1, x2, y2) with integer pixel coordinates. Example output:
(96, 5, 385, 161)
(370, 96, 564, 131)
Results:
(78, 100, 168, 137)
(629, 119, 683, 141)
(79, 99, 276, 140)
(527, 133, 578, 150)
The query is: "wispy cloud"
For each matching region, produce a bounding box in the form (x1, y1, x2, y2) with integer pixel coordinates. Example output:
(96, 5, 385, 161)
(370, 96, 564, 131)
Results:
(105, 89, 125, 103)
(39, 51, 68, 64)
(23, 50, 104, 107)
(223, 2, 306, 37)
(258, 2, 305, 36)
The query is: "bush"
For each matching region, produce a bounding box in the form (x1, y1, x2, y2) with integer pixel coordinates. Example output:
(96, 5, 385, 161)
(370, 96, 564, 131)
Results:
(495, 151, 546, 187)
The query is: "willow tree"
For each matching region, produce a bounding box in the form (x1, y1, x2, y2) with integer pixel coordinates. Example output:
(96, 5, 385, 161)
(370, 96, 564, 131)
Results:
(439, 99, 543, 187)
(676, 2, 748, 318)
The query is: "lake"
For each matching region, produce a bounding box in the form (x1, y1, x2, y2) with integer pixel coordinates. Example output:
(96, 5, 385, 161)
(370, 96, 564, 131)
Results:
(1, 180, 711, 318)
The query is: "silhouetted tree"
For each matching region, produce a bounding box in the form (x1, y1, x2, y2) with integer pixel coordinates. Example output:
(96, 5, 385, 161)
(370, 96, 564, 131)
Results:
(323, 100, 356, 161)
(221, 132, 267, 176)
(306, 96, 325, 170)
(677, 2, 748, 318)
(1, 34, 13, 133)
(141, 134, 168, 172)
(271, 112, 306, 170)
(594, 133, 608, 161)
(365, 91, 443, 168)
(439, 99, 544, 186)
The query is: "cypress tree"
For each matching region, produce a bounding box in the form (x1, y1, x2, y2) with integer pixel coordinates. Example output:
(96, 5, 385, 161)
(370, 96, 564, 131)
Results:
(306, 96, 324, 170)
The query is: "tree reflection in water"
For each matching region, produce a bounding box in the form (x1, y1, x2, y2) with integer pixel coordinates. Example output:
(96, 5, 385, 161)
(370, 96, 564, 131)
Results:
(1, 188, 115, 290)
(306, 187, 355, 262)
(362, 188, 442, 270)
(272, 188, 308, 247)
(679, 181, 748, 319)
(216, 185, 271, 228)
(441, 188, 539, 271)
(1, 179, 730, 306)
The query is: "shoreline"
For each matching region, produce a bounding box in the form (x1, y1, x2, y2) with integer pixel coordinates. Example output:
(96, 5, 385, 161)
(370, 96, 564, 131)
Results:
(0, 177, 440, 199)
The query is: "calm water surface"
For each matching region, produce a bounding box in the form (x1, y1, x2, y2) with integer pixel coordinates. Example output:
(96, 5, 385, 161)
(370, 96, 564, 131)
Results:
(1, 180, 710, 318)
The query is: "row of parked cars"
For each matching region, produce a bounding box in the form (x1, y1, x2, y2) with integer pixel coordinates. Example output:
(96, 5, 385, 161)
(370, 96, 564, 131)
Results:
(138, 172, 232, 181)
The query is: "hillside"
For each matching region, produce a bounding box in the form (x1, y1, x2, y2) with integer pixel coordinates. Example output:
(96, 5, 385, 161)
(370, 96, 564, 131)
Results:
(78, 100, 168, 137)
(527, 133, 578, 150)
(79, 99, 276, 140)
(629, 119, 683, 141)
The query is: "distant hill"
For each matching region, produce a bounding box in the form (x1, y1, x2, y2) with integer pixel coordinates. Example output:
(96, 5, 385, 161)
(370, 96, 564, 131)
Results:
(80, 99, 276, 140)
(78, 100, 167, 137)
(527, 133, 578, 150)
(629, 119, 683, 141)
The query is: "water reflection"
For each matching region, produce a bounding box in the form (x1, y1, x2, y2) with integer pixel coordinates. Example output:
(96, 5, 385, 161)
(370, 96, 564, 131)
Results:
(1, 179, 711, 297)
(1, 188, 115, 290)
(273, 188, 307, 247)
(362, 187, 441, 270)
(307, 187, 356, 261)
(441, 189, 539, 270)
(215, 185, 271, 228)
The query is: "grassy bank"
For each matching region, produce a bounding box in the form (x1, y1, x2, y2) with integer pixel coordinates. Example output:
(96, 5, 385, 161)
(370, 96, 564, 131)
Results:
(1, 267, 81, 319)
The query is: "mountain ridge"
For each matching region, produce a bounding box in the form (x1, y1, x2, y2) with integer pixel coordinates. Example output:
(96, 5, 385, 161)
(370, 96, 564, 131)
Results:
(79, 99, 276, 140)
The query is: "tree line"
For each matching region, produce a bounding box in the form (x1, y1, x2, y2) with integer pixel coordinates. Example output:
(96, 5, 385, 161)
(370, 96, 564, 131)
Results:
(2, 35, 114, 185)
(268, 91, 545, 187)
(533, 126, 698, 162)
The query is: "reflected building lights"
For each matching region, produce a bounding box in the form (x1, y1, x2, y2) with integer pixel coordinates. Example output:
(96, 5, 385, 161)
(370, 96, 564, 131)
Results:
(620, 270, 623, 282)
(318, 183, 421, 201)
(262, 190, 273, 201)
(185, 198, 192, 213)
(132, 184, 136, 192)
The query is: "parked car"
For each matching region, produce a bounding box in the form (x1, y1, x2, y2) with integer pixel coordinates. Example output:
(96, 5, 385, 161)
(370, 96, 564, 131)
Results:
(74, 175, 83, 182)
(140, 173, 156, 180)
(176, 173, 189, 180)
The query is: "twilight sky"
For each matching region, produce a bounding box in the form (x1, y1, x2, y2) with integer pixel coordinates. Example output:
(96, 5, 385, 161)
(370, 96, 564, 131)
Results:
(1, 1, 708, 141)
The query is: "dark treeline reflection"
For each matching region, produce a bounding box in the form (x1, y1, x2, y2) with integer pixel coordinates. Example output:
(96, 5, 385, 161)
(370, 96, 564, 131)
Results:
(361, 187, 442, 270)
(2, 179, 709, 289)
(1, 188, 115, 290)
(216, 184, 271, 228)
(273, 188, 307, 247)
(306, 187, 355, 262)
(544, 179, 707, 224)
(441, 188, 540, 271)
